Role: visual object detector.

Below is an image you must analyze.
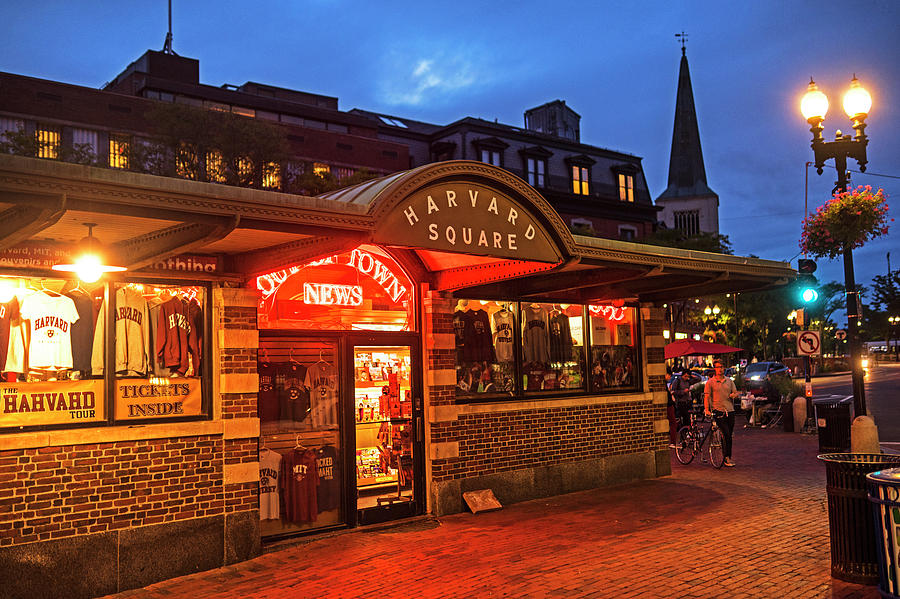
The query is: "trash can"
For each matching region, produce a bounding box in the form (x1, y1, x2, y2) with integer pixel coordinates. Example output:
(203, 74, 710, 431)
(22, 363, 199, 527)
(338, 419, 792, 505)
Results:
(814, 397, 854, 453)
(782, 399, 795, 432)
(867, 469, 900, 598)
(819, 454, 900, 584)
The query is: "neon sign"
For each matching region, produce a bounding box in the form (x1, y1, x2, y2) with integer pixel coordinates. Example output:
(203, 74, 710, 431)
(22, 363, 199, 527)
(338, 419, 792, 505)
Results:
(256, 247, 408, 303)
(589, 304, 627, 321)
(303, 283, 363, 306)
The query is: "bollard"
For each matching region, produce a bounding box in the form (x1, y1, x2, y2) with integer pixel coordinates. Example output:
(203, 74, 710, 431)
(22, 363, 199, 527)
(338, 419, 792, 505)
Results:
(793, 396, 807, 432)
(852, 416, 881, 454)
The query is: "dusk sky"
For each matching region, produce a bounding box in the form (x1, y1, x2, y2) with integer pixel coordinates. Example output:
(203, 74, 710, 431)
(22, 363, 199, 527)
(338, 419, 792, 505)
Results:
(3, 0, 899, 319)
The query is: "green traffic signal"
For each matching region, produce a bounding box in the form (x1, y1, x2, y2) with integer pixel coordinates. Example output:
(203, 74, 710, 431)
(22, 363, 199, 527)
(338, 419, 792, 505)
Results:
(801, 287, 819, 303)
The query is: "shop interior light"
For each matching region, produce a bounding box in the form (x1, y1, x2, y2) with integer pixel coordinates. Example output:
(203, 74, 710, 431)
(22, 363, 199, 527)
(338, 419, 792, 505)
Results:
(52, 223, 127, 283)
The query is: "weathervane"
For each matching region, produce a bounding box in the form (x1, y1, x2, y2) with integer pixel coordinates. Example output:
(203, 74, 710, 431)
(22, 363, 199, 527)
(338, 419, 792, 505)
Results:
(675, 31, 688, 55)
(162, 0, 177, 55)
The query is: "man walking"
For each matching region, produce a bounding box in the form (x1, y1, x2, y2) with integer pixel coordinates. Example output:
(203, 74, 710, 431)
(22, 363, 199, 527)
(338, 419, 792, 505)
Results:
(704, 360, 739, 467)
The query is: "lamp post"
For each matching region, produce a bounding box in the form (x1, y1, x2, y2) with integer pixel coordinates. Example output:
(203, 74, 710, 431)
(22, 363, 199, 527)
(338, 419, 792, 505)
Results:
(801, 75, 872, 417)
(890, 315, 900, 361)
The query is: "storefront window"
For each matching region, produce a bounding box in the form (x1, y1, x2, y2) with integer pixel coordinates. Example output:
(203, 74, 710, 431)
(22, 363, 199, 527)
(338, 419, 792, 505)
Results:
(258, 338, 341, 536)
(522, 303, 585, 393)
(1, 276, 105, 428)
(454, 300, 517, 396)
(453, 299, 639, 400)
(256, 245, 414, 332)
(588, 305, 639, 392)
(110, 283, 207, 421)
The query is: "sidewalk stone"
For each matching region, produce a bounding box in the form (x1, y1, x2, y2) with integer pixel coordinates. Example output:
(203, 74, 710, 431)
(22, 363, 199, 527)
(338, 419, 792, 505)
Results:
(100, 426, 880, 598)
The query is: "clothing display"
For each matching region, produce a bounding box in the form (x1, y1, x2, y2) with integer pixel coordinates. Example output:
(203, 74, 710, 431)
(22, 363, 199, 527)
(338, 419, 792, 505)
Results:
(155, 295, 200, 375)
(306, 362, 337, 428)
(258, 361, 279, 421)
(20, 291, 80, 371)
(522, 304, 550, 365)
(452, 309, 467, 359)
(66, 291, 94, 375)
(548, 311, 573, 364)
(92, 285, 150, 376)
(315, 445, 340, 512)
(461, 309, 495, 362)
(281, 362, 310, 422)
(0, 297, 19, 374)
(491, 308, 515, 362)
(258, 448, 282, 520)
(281, 447, 319, 524)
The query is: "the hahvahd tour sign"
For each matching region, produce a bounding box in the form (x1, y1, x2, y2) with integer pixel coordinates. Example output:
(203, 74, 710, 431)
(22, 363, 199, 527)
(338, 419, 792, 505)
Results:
(375, 182, 562, 263)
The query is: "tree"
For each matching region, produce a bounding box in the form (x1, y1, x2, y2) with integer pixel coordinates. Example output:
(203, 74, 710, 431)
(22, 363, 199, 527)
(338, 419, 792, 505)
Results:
(642, 228, 734, 254)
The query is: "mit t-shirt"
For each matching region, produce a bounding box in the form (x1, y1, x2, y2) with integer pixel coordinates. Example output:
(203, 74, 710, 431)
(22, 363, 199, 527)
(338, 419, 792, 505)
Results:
(281, 448, 319, 524)
(20, 292, 80, 370)
(258, 448, 282, 520)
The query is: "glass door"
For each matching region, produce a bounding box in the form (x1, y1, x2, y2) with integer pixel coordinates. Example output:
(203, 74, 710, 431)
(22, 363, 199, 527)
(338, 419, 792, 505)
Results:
(351, 342, 423, 525)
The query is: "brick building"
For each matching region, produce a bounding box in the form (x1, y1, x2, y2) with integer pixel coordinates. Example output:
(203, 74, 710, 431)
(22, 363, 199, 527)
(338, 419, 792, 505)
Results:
(0, 51, 794, 597)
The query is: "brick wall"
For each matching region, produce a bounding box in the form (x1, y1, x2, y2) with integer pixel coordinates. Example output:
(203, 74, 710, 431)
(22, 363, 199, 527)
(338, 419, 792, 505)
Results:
(430, 400, 664, 483)
(0, 436, 224, 547)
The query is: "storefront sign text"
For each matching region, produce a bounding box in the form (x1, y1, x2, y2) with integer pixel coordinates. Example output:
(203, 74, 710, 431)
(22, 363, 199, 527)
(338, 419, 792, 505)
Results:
(115, 379, 203, 419)
(589, 305, 627, 321)
(303, 283, 363, 306)
(1, 380, 105, 428)
(376, 183, 562, 263)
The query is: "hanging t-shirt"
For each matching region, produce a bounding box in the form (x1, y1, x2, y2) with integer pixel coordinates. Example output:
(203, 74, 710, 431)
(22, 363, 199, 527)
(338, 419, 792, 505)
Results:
(281, 448, 319, 523)
(549, 311, 573, 364)
(280, 362, 310, 422)
(92, 286, 150, 376)
(462, 309, 495, 362)
(452, 310, 467, 360)
(492, 309, 515, 363)
(306, 362, 337, 429)
(315, 445, 340, 513)
(258, 361, 279, 421)
(66, 291, 94, 375)
(154, 296, 197, 375)
(522, 305, 550, 365)
(258, 448, 282, 520)
(147, 300, 171, 377)
(20, 292, 80, 371)
(0, 297, 19, 373)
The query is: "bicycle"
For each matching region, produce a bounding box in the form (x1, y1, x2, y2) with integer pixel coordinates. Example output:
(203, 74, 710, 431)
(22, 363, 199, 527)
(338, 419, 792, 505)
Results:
(674, 410, 726, 468)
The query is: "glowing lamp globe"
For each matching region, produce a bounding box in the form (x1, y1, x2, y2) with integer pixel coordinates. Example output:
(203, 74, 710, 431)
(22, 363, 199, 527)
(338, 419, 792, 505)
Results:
(800, 79, 828, 121)
(842, 76, 872, 118)
(52, 223, 127, 283)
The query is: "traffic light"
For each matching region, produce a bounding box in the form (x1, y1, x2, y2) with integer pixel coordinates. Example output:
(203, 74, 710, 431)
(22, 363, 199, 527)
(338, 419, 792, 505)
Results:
(799, 274, 819, 303)
(798, 258, 817, 274)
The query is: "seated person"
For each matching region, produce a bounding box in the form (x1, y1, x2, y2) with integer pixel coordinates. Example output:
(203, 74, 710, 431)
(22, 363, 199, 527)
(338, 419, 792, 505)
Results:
(750, 378, 781, 425)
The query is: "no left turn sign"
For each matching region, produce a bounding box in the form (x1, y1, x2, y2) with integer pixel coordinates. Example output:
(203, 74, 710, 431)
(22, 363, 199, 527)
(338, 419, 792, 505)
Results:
(797, 330, 821, 357)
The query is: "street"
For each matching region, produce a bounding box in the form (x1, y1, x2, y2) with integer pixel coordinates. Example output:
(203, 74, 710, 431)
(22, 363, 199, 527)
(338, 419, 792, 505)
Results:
(811, 362, 900, 441)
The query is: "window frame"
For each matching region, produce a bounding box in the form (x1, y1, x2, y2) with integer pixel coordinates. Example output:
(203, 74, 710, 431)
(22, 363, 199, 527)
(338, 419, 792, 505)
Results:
(618, 173, 634, 202)
(526, 157, 546, 187)
(36, 124, 61, 160)
(0, 277, 214, 434)
(571, 165, 590, 195)
(453, 299, 643, 404)
(108, 133, 131, 169)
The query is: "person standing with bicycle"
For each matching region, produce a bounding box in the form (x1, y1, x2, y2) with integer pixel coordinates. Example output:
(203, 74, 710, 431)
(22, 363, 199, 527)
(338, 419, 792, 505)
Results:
(703, 360, 739, 467)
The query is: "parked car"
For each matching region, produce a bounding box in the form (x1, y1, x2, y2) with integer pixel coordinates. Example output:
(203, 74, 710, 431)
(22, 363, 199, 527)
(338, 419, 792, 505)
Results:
(744, 361, 791, 396)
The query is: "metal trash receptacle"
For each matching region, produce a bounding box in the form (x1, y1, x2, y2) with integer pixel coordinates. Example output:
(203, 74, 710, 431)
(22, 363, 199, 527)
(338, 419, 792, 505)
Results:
(819, 454, 900, 584)
(782, 400, 794, 432)
(868, 469, 900, 598)
(814, 397, 854, 453)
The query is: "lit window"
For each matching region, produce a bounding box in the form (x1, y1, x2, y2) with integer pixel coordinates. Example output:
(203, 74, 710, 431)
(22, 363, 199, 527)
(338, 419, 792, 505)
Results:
(480, 149, 501, 166)
(237, 157, 253, 182)
(206, 151, 226, 182)
(176, 143, 198, 180)
(204, 101, 229, 113)
(526, 158, 545, 187)
(313, 163, 330, 177)
(231, 106, 256, 118)
(262, 162, 281, 189)
(618, 173, 634, 202)
(571, 166, 589, 195)
(36, 126, 61, 159)
(108, 134, 130, 169)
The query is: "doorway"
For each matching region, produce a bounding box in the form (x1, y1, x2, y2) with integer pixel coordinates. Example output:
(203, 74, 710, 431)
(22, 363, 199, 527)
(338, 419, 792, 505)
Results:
(350, 342, 424, 525)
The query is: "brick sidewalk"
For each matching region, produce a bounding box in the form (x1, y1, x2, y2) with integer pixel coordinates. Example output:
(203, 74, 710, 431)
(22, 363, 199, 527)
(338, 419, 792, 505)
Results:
(102, 426, 881, 599)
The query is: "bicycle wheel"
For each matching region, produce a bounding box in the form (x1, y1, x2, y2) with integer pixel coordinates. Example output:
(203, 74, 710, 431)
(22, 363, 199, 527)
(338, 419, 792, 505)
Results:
(708, 427, 725, 469)
(675, 426, 696, 464)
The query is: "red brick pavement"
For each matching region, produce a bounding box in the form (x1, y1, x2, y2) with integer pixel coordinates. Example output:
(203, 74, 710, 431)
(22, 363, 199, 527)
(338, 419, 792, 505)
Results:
(102, 426, 882, 598)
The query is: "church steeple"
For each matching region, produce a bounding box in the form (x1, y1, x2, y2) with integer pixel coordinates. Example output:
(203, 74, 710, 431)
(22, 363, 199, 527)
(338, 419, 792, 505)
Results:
(658, 43, 716, 200)
(655, 39, 719, 236)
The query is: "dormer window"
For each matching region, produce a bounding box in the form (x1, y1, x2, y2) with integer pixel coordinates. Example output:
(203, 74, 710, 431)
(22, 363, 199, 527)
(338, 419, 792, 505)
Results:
(612, 164, 639, 202)
(472, 137, 509, 168)
(564, 155, 595, 196)
(519, 146, 552, 188)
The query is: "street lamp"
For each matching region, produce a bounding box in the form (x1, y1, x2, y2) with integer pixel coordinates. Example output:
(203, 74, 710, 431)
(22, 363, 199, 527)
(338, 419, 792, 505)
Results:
(890, 315, 900, 361)
(801, 75, 872, 417)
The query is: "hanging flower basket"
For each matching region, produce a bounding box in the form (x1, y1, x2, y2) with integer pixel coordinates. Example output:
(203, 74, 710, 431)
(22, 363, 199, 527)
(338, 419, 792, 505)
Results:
(800, 186, 891, 259)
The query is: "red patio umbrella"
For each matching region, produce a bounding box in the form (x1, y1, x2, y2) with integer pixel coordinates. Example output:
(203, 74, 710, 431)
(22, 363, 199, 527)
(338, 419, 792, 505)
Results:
(664, 339, 743, 360)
